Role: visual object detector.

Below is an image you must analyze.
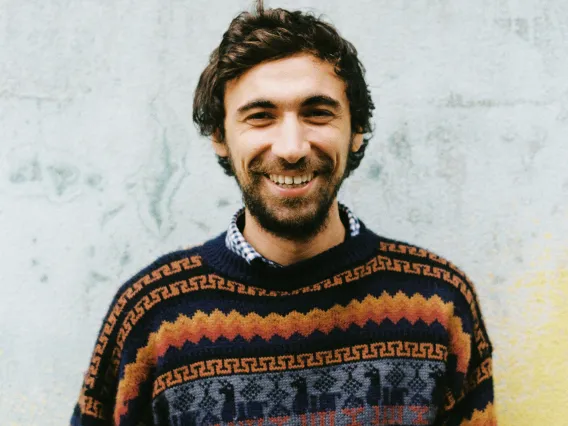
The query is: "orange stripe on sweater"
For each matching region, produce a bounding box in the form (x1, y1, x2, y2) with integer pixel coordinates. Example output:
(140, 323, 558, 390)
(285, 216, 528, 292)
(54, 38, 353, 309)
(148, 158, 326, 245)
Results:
(113, 291, 470, 424)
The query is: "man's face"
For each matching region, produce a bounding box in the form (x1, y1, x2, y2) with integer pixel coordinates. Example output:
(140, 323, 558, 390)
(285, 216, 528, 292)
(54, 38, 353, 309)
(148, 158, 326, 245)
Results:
(214, 53, 363, 241)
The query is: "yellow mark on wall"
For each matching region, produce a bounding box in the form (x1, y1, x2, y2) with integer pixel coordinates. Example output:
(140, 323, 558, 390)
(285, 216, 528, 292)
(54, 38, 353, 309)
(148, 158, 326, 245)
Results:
(495, 247, 568, 425)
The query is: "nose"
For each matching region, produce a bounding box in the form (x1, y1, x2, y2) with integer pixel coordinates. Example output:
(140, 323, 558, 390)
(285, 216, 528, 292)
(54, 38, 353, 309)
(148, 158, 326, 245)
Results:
(270, 114, 310, 164)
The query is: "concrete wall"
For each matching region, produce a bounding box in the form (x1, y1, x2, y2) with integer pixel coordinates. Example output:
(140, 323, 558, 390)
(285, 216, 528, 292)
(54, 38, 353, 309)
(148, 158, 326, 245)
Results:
(1, 0, 567, 424)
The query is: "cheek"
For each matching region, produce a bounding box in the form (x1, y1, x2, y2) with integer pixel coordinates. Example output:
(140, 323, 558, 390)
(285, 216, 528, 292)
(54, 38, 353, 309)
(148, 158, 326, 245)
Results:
(229, 133, 270, 171)
(309, 131, 349, 168)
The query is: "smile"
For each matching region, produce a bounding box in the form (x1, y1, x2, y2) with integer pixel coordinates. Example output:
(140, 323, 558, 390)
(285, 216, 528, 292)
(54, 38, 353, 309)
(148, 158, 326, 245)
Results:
(267, 173, 315, 187)
(263, 173, 317, 197)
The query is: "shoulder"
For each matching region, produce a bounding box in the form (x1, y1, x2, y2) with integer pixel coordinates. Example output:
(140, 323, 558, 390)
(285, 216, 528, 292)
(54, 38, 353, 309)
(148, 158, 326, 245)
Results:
(375, 234, 493, 356)
(108, 245, 206, 313)
(127, 246, 205, 287)
(376, 235, 476, 296)
(94, 245, 206, 342)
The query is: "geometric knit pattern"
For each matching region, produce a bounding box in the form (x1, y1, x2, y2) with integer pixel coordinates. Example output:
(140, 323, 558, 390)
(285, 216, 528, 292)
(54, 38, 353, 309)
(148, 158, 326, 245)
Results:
(225, 203, 361, 267)
(70, 223, 495, 426)
(155, 359, 444, 424)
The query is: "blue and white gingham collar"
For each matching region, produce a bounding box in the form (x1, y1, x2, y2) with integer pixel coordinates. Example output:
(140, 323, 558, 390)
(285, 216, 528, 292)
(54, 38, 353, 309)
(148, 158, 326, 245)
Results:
(225, 203, 361, 268)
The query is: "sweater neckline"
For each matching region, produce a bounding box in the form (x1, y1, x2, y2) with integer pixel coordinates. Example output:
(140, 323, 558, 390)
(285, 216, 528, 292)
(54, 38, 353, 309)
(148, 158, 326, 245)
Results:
(200, 221, 381, 292)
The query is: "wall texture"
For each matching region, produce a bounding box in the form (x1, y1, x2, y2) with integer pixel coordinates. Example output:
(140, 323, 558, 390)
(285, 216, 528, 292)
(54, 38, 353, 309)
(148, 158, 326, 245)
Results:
(1, 0, 567, 424)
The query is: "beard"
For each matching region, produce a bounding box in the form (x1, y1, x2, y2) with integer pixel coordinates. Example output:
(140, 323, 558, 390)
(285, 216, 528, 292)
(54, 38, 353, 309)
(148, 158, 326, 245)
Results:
(228, 143, 352, 242)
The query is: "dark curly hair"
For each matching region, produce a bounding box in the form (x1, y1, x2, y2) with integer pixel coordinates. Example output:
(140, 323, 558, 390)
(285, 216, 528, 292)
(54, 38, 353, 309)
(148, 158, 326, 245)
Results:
(193, 0, 375, 177)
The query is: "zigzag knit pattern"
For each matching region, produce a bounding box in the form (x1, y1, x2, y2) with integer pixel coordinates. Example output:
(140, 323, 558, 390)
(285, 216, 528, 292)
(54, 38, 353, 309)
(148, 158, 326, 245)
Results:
(71, 223, 495, 425)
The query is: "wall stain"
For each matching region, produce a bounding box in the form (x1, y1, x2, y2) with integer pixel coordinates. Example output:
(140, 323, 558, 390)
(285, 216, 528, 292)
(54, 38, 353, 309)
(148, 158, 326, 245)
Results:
(84, 272, 110, 297)
(84, 271, 111, 316)
(494, 15, 556, 48)
(407, 208, 432, 225)
(500, 130, 517, 144)
(84, 173, 103, 190)
(130, 95, 190, 238)
(388, 126, 411, 162)
(147, 129, 177, 231)
(428, 125, 467, 187)
(5, 146, 104, 201)
(438, 92, 551, 109)
(527, 129, 545, 160)
(521, 127, 547, 172)
(194, 221, 210, 232)
(216, 198, 229, 208)
(119, 250, 131, 266)
(367, 162, 382, 180)
(0, 89, 73, 103)
(9, 158, 42, 183)
(46, 164, 80, 196)
(100, 205, 125, 227)
(89, 271, 110, 282)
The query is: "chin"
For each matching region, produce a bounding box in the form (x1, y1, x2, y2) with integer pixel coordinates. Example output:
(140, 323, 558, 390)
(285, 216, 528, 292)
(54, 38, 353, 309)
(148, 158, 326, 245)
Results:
(249, 198, 333, 241)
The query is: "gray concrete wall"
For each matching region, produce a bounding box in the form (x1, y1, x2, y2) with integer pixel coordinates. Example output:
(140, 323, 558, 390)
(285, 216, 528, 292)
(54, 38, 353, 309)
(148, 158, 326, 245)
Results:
(1, 0, 567, 424)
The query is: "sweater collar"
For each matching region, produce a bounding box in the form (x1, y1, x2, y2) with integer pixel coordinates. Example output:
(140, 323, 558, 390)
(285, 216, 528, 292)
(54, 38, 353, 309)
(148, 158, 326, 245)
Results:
(201, 218, 380, 292)
(225, 203, 361, 268)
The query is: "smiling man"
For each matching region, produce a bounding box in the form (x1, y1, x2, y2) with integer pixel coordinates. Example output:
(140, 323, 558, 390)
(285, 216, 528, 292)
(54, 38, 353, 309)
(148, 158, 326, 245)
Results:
(71, 2, 495, 425)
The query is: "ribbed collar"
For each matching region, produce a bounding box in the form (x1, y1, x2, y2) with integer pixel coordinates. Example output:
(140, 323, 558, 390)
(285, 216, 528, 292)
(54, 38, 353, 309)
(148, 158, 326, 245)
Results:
(200, 220, 381, 292)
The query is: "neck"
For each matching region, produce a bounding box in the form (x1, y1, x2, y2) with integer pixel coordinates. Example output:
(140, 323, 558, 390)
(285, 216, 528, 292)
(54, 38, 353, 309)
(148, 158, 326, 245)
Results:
(242, 201, 346, 266)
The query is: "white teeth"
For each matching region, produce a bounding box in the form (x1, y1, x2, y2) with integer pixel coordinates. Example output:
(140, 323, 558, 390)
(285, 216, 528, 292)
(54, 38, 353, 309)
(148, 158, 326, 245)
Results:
(268, 173, 315, 185)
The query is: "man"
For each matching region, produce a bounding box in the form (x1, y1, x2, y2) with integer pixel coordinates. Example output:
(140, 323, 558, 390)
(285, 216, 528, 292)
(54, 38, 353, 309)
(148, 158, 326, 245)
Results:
(72, 2, 495, 425)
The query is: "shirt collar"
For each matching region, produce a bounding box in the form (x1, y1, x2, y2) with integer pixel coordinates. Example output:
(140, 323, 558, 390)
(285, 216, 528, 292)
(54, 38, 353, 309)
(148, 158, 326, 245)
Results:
(225, 203, 361, 268)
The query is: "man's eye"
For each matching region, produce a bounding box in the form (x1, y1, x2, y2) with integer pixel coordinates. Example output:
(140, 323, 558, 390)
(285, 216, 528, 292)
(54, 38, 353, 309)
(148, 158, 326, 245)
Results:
(247, 112, 273, 120)
(306, 110, 333, 118)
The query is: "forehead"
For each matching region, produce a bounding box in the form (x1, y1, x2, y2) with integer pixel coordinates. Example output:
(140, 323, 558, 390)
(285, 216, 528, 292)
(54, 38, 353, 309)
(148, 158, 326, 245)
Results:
(224, 54, 347, 111)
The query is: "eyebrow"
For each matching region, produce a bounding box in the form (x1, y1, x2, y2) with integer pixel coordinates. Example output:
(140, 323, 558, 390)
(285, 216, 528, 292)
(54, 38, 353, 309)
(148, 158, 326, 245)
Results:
(236, 94, 343, 115)
(301, 95, 341, 110)
(237, 99, 277, 115)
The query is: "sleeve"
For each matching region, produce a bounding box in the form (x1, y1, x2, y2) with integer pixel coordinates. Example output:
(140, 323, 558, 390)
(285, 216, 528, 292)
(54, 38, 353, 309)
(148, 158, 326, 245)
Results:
(70, 251, 201, 425)
(438, 285, 497, 425)
(70, 287, 125, 426)
(442, 353, 496, 425)
(69, 262, 158, 426)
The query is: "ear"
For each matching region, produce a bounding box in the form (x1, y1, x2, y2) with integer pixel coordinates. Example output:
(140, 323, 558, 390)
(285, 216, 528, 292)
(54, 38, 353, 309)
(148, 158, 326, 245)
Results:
(211, 131, 229, 157)
(351, 132, 364, 153)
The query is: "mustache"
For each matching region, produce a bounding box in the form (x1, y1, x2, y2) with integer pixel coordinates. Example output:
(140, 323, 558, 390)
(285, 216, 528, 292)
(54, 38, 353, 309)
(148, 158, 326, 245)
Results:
(249, 156, 334, 175)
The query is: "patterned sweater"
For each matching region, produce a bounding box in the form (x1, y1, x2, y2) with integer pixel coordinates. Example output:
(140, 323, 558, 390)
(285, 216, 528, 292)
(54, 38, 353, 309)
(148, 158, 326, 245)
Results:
(71, 222, 495, 425)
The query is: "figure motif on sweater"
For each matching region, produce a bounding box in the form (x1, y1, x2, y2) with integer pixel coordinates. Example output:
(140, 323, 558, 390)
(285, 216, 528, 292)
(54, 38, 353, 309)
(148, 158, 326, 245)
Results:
(153, 359, 444, 425)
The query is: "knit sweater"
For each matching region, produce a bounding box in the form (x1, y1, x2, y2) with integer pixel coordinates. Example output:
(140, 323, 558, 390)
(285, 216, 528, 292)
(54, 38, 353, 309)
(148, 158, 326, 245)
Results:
(71, 221, 495, 426)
